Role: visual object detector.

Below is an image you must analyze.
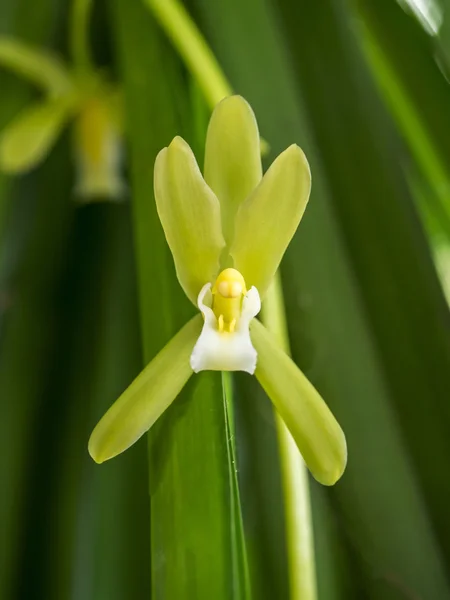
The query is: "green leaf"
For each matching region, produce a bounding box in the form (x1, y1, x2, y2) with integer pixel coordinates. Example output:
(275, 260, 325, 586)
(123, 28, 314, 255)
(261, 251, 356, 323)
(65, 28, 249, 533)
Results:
(204, 95, 262, 248)
(0, 98, 72, 173)
(51, 204, 150, 600)
(193, 0, 450, 596)
(0, 1, 73, 597)
(0, 134, 75, 599)
(88, 314, 201, 464)
(251, 319, 346, 486)
(0, 37, 72, 95)
(355, 0, 450, 238)
(154, 135, 225, 304)
(111, 0, 250, 597)
(231, 144, 310, 297)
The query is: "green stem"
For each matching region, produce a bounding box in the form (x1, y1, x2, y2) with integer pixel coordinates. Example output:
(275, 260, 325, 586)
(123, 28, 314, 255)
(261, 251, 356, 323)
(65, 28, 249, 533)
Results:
(145, 0, 269, 154)
(70, 0, 93, 73)
(144, 0, 232, 109)
(261, 273, 317, 600)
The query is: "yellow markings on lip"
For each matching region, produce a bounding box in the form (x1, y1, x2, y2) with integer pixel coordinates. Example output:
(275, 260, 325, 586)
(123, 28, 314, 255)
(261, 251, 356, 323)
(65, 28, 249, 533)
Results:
(212, 268, 247, 332)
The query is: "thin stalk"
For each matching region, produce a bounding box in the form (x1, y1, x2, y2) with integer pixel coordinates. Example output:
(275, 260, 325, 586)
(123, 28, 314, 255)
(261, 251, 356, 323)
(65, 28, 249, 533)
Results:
(144, 0, 231, 109)
(145, 0, 269, 154)
(261, 273, 317, 600)
(70, 0, 93, 73)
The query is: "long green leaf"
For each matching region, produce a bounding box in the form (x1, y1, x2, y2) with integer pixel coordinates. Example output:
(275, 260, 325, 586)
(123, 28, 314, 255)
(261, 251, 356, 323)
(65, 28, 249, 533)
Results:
(0, 133, 75, 600)
(53, 205, 150, 600)
(355, 0, 450, 237)
(0, 0, 69, 595)
(192, 0, 450, 597)
(276, 0, 450, 582)
(110, 0, 249, 596)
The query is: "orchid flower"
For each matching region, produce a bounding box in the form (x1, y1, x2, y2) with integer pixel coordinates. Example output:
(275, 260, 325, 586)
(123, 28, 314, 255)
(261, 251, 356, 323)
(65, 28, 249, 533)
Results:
(89, 95, 347, 486)
(0, 37, 124, 201)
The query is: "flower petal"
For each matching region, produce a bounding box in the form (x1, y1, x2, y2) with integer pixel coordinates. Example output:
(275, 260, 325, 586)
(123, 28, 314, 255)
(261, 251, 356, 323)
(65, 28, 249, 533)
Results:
(0, 37, 72, 96)
(251, 319, 347, 485)
(0, 99, 72, 173)
(204, 96, 262, 248)
(190, 283, 260, 374)
(88, 314, 202, 464)
(154, 136, 225, 304)
(231, 144, 311, 297)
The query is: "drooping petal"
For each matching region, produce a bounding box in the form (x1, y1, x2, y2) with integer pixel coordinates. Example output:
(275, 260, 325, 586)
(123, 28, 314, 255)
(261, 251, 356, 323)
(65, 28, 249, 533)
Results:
(74, 97, 125, 201)
(0, 99, 72, 173)
(204, 95, 262, 248)
(154, 136, 225, 304)
(0, 37, 72, 96)
(251, 319, 347, 485)
(88, 315, 202, 464)
(190, 283, 260, 374)
(231, 144, 311, 297)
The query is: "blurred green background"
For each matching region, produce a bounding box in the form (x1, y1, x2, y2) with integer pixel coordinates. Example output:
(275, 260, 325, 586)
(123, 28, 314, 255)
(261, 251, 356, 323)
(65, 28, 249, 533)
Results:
(1, 0, 450, 598)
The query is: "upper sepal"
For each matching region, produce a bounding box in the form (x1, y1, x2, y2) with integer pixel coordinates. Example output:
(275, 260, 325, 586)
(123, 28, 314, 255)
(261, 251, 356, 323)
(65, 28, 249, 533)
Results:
(204, 95, 262, 248)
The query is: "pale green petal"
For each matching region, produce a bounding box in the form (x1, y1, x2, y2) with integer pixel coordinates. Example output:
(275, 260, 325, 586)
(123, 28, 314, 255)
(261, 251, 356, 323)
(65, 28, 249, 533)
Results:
(89, 314, 202, 464)
(154, 136, 225, 304)
(0, 99, 73, 173)
(204, 95, 262, 248)
(231, 144, 311, 297)
(251, 319, 347, 485)
(0, 37, 72, 95)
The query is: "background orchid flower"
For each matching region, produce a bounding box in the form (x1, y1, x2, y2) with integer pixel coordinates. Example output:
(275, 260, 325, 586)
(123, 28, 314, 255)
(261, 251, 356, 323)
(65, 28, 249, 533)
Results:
(89, 95, 347, 486)
(0, 35, 124, 201)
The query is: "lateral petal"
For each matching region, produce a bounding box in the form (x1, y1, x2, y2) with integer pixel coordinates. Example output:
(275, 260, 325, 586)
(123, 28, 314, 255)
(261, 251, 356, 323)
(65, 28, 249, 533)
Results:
(231, 144, 311, 297)
(154, 136, 225, 304)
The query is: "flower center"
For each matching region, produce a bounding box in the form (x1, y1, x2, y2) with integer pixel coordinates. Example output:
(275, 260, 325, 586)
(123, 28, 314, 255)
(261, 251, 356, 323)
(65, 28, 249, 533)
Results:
(211, 268, 247, 333)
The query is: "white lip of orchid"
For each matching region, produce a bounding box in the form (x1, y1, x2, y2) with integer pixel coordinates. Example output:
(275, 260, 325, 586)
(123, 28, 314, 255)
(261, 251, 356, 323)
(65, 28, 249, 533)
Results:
(190, 270, 261, 374)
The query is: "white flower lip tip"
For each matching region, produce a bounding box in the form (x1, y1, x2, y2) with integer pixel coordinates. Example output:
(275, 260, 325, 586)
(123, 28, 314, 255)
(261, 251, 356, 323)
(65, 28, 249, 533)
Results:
(190, 282, 261, 374)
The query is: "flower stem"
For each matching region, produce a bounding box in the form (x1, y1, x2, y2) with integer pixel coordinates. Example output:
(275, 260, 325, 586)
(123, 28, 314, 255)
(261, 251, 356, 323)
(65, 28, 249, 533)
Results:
(261, 273, 317, 600)
(144, 0, 232, 109)
(71, 0, 93, 73)
(145, 0, 269, 155)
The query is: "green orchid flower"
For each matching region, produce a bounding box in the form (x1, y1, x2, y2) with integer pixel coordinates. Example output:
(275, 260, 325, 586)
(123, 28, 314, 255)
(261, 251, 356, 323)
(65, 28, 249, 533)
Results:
(0, 36, 124, 200)
(89, 95, 347, 486)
